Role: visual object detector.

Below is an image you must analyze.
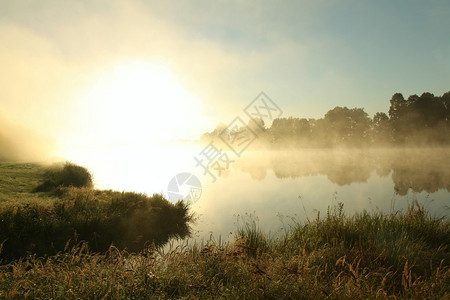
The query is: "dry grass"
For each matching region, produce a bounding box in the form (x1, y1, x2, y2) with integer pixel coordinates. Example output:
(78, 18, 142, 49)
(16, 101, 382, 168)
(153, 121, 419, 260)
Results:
(0, 201, 448, 299)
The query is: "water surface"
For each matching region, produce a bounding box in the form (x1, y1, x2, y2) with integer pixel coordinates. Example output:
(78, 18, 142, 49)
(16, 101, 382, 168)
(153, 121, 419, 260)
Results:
(65, 144, 450, 242)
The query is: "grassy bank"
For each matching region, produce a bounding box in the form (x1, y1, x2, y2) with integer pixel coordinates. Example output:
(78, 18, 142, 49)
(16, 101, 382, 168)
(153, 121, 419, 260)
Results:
(0, 162, 194, 262)
(0, 201, 448, 299)
(0, 163, 52, 203)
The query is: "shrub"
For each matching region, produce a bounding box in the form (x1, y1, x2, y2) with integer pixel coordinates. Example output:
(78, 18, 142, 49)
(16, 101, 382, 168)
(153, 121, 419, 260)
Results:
(34, 162, 93, 192)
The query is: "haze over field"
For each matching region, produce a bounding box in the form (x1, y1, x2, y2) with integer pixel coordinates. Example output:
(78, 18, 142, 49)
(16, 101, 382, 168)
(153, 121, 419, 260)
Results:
(0, 114, 54, 161)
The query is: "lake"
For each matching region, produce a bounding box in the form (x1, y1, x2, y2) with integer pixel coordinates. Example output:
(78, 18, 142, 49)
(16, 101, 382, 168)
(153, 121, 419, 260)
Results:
(63, 144, 450, 243)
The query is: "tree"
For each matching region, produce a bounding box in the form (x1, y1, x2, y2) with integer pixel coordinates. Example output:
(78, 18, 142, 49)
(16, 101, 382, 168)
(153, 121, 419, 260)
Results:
(442, 92, 450, 121)
(247, 118, 265, 133)
(388, 93, 407, 143)
(323, 107, 371, 146)
(372, 112, 391, 145)
(388, 93, 406, 121)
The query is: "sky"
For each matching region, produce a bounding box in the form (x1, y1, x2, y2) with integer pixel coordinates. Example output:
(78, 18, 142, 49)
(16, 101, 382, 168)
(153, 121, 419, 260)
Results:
(1, 0, 449, 157)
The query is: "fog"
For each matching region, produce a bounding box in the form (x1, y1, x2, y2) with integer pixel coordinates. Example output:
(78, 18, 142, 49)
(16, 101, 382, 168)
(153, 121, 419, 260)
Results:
(232, 148, 450, 195)
(187, 146, 450, 242)
(1, 112, 448, 242)
(60, 139, 447, 243)
(0, 114, 55, 162)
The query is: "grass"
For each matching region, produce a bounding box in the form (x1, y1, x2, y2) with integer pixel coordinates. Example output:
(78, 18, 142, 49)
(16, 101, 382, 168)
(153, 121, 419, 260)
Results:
(0, 163, 51, 203)
(0, 188, 194, 262)
(0, 201, 448, 299)
(0, 162, 194, 262)
(0, 162, 448, 298)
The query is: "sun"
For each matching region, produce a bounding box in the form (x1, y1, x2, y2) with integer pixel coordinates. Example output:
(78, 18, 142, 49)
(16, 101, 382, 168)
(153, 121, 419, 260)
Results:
(76, 61, 205, 147)
(56, 61, 209, 192)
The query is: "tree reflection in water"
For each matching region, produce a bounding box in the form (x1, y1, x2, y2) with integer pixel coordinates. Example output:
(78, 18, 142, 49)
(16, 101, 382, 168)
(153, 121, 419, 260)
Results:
(232, 148, 450, 195)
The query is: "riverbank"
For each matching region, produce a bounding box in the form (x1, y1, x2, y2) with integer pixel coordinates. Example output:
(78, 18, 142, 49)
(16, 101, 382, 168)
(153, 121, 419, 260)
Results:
(1, 201, 448, 298)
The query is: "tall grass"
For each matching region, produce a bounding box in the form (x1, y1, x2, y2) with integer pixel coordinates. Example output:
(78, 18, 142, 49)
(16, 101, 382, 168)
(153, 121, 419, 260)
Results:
(280, 201, 450, 296)
(235, 213, 270, 257)
(0, 187, 194, 262)
(0, 201, 448, 299)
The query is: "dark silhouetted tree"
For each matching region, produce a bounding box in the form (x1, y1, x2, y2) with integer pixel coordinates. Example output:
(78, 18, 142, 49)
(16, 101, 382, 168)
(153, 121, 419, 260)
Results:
(323, 107, 371, 146)
(388, 93, 407, 143)
(372, 112, 391, 145)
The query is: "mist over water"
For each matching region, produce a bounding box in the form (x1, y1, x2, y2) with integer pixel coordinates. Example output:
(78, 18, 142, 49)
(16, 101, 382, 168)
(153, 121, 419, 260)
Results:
(1, 110, 448, 243)
(3, 106, 448, 242)
(60, 142, 450, 243)
(233, 148, 450, 195)
(193, 147, 450, 241)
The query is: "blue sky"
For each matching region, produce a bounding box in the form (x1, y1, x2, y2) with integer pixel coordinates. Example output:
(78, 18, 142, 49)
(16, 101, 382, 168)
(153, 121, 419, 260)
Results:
(0, 0, 449, 143)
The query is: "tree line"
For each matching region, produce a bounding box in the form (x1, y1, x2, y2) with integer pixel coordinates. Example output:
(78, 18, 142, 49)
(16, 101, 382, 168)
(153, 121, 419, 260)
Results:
(202, 91, 450, 147)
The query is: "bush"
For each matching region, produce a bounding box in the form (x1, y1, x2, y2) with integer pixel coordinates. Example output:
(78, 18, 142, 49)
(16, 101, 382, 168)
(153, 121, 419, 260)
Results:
(34, 162, 93, 192)
(0, 188, 194, 261)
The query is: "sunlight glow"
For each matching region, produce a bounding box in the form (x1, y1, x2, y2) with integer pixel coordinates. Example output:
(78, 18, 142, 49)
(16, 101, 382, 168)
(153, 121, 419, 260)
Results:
(54, 61, 209, 192)
(76, 61, 205, 147)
